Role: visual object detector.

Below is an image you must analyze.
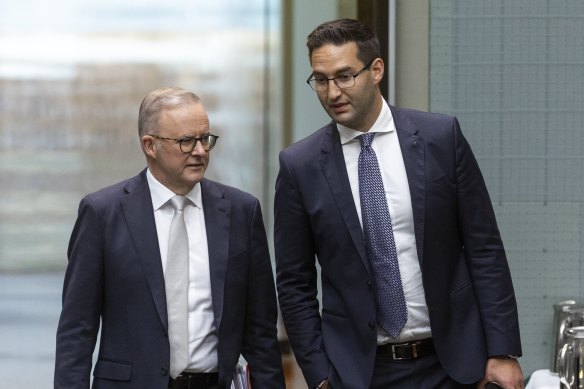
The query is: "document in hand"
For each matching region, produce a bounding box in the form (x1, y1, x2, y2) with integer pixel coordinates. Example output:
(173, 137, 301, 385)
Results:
(231, 364, 250, 389)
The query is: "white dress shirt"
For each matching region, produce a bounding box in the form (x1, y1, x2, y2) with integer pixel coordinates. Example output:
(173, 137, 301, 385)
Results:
(336, 101, 432, 344)
(147, 169, 218, 372)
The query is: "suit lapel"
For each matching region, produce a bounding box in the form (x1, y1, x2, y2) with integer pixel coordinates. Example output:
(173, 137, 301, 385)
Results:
(121, 170, 169, 331)
(201, 179, 230, 331)
(319, 123, 370, 273)
(391, 106, 426, 264)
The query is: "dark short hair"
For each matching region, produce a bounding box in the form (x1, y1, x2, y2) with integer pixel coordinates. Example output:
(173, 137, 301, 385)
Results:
(307, 18, 380, 65)
(138, 87, 201, 137)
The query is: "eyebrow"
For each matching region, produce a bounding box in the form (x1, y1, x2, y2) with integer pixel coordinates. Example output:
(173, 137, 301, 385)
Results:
(312, 66, 354, 77)
(180, 132, 211, 138)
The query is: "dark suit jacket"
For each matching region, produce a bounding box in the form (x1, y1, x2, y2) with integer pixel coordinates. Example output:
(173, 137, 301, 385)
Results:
(274, 105, 521, 388)
(55, 169, 284, 389)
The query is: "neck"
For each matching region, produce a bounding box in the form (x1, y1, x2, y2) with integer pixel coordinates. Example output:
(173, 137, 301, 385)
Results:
(356, 93, 384, 133)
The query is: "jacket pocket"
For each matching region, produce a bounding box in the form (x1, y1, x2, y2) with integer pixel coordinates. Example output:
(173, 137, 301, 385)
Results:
(93, 359, 132, 381)
(427, 173, 454, 192)
(449, 280, 472, 297)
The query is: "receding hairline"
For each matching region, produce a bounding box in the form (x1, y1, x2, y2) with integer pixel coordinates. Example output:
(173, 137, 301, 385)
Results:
(138, 87, 202, 136)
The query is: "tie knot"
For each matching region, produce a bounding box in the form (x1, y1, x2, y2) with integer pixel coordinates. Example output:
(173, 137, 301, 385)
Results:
(169, 195, 187, 211)
(358, 132, 375, 149)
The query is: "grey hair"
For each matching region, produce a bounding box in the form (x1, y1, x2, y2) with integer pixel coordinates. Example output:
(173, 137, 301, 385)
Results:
(138, 87, 201, 136)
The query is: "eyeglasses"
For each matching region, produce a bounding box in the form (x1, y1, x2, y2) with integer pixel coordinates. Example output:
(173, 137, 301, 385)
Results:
(149, 134, 219, 153)
(306, 59, 375, 93)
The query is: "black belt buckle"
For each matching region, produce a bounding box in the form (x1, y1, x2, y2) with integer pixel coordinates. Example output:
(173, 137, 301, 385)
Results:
(391, 340, 421, 360)
(170, 372, 218, 389)
(381, 338, 434, 361)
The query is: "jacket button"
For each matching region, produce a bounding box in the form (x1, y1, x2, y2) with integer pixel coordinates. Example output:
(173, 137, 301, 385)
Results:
(161, 366, 169, 376)
(368, 321, 376, 331)
(367, 281, 372, 290)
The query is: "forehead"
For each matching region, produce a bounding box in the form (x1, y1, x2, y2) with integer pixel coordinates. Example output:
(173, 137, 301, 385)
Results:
(310, 42, 361, 74)
(158, 102, 209, 133)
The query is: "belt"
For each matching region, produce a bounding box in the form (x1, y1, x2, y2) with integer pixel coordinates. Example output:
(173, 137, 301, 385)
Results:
(377, 338, 434, 360)
(169, 372, 219, 389)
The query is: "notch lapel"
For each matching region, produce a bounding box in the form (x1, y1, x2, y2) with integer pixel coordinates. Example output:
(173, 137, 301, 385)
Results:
(391, 106, 426, 264)
(319, 123, 369, 273)
(121, 170, 168, 331)
(200, 179, 230, 331)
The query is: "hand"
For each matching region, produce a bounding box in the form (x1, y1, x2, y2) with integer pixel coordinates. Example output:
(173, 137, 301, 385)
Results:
(476, 357, 524, 389)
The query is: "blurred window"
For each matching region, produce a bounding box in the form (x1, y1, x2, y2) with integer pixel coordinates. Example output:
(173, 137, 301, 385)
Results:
(0, 0, 280, 271)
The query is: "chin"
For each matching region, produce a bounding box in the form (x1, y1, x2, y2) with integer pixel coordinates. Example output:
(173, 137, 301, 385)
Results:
(190, 176, 204, 186)
(332, 112, 353, 125)
(181, 173, 204, 188)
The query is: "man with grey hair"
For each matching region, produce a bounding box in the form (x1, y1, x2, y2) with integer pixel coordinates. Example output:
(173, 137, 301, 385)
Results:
(55, 87, 285, 389)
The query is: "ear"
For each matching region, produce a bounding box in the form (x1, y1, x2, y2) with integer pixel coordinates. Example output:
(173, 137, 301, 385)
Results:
(141, 135, 157, 159)
(371, 58, 384, 86)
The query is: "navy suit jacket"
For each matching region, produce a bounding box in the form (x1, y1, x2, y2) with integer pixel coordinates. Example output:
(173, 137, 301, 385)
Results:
(55, 170, 284, 389)
(274, 106, 521, 388)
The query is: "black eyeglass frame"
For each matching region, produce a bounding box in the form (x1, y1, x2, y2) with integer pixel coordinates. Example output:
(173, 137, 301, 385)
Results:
(149, 134, 219, 153)
(306, 58, 375, 93)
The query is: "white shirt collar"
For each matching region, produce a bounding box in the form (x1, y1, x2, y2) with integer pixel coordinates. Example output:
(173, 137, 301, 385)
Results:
(146, 169, 202, 211)
(337, 100, 394, 145)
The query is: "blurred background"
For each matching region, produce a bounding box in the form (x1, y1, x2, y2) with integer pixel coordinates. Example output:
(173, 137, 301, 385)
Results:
(1, 0, 583, 386)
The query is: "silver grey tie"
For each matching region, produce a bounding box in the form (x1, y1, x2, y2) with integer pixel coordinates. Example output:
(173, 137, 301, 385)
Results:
(166, 195, 189, 378)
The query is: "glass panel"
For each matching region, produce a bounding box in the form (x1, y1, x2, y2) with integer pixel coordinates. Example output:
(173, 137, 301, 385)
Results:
(0, 0, 278, 268)
(430, 0, 584, 376)
(0, 0, 280, 385)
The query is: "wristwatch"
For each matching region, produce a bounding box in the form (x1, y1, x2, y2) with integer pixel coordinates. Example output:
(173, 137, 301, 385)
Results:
(493, 355, 519, 359)
(315, 379, 328, 389)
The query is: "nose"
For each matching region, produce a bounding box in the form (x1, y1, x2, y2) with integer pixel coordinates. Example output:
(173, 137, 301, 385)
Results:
(326, 80, 342, 99)
(190, 139, 207, 155)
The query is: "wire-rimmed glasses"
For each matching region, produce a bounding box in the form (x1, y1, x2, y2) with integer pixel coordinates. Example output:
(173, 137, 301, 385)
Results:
(306, 59, 375, 93)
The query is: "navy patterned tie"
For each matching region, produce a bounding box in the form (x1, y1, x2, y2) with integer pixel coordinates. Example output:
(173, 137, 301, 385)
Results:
(358, 132, 408, 338)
